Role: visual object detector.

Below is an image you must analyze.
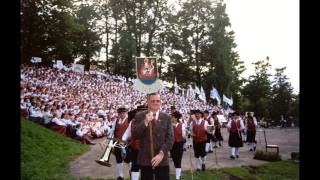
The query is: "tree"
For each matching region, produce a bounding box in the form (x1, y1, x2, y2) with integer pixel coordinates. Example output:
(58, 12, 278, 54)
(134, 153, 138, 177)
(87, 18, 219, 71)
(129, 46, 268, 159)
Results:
(270, 67, 294, 124)
(163, 61, 194, 89)
(288, 93, 299, 126)
(95, 0, 113, 73)
(176, 0, 215, 87)
(242, 57, 272, 119)
(117, 30, 136, 78)
(21, 0, 47, 64)
(205, 2, 233, 97)
(196, 1, 242, 104)
(21, 0, 80, 65)
(73, 2, 102, 71)
(229, 49, 246, 111)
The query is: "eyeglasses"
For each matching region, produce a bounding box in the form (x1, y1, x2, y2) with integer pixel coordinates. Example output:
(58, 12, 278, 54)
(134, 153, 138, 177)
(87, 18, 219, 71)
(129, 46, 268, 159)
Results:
(150, 100, 161, 103)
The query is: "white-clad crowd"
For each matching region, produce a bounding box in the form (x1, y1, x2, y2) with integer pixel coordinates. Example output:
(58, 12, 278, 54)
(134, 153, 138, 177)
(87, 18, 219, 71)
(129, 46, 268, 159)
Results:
(20, 64, 223, 143)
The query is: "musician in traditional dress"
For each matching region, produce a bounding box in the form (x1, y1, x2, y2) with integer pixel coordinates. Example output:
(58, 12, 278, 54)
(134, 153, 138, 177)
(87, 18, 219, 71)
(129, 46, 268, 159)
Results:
(212, 111, 224, 147)
(111, 107, 129, 180)
(122, 105, 148, 180)
(190, 110, 210, 172)
(227, 111, 245, 159)
(246, 114, 257, 151)
(203, 110, 214, 153)
(170, 111, 186, 180)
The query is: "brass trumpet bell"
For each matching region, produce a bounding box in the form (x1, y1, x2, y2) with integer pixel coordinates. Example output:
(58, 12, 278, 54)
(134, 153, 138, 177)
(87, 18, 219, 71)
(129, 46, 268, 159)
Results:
(95, 160, 112, 167)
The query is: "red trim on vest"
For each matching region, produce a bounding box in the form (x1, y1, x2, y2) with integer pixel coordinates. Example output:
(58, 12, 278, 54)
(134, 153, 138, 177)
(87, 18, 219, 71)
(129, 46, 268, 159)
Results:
(174, 123, 183, 142)
(115, 118, 129, 139)
(230, 120, 241, 133)
(247, 120, 256, 131)
(193, 120, 207, 142)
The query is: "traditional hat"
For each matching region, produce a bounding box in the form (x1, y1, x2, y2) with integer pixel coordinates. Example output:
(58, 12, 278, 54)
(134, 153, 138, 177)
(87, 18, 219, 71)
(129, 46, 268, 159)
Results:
(194, 109, 204, 116)
(231, 111, 240, 116)
(171, 111, 182, 119)
(117, 106, 128, 113)
(211, 111, 218, 116)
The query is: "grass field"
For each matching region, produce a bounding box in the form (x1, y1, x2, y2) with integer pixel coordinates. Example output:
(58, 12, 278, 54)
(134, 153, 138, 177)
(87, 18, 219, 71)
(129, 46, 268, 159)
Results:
(21, 117, 299, 180)
(21, 117, 89, 180)
(174, 160, 299, 180)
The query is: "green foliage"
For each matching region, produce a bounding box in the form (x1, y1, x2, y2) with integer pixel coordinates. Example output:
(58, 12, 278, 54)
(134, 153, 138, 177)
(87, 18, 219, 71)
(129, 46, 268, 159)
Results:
(74, 3, 103, 70)
(170, 161, 298, 180)
(21, 0, 102, 67)
(289, 94, 299, 126)
(20, 0, 298, 116)
(206, 2, 234, 95)
(176, 0, 216, 87)
(270, 67, 294, 123)
(253, 150, 282, 162)
(21, 117, 89, 180)
(116, 31, 136, 77)
(163, 62, 194, 88)
(258, 161, 299, 180)
(221, 166, 257, 180)
(242, 58, 272, 119)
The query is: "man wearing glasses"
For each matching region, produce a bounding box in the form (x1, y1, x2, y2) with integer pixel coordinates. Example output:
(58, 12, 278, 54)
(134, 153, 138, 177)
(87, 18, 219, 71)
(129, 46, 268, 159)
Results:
(131, 92, 174, 180)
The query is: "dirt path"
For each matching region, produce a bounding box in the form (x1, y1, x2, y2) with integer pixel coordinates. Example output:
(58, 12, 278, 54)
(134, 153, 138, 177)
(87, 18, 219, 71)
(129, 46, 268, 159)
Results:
(69, 127, 299, 179)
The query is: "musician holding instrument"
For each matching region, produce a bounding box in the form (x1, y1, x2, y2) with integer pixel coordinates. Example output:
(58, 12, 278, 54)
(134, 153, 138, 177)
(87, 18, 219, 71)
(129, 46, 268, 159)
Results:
(131, 92, 174, 180)
(112, 106, 130, 180)
(227, 111, 245, 159)
(121, 105, 148, 180)
(203, 110, 215, 153)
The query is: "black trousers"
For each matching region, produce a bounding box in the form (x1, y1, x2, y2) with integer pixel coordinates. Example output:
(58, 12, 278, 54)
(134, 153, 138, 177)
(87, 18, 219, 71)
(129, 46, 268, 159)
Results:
(130, 148, 140, 172)
(140, 165, 169, 180)
(170, 142, 184, 168)
(114, 147, 124, 163)
(193, 141, 206, 158)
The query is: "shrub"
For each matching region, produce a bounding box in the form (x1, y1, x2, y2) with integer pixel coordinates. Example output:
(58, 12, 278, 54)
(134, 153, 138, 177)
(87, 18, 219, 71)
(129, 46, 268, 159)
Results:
(254, 150, 281, 161)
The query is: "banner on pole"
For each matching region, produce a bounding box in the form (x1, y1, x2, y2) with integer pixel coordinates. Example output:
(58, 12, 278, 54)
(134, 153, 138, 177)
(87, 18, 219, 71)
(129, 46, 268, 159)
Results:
(133, 57, 163, 94)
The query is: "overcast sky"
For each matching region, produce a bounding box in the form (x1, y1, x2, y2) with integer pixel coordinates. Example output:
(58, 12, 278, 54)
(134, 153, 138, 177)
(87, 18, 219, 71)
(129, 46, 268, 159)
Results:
(99, 0, 299, 93)
(224, 0, 299, 93)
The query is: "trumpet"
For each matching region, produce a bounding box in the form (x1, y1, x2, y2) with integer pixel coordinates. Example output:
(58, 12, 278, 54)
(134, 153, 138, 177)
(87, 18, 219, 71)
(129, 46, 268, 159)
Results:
(95, 134, 128, 167)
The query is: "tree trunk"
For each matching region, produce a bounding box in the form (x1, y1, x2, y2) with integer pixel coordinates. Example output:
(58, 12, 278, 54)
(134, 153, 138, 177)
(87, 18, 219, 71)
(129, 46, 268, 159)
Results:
(114, 18, 119, 73)
(105, 21, 110, 73)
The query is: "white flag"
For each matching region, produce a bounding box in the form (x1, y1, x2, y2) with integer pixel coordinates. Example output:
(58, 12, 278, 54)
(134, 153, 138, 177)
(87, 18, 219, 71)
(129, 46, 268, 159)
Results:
(174, 77, 179, 94)
(223, 94, 233, 106)
(200, 86, 206, 103)
(56, 60, 64, 69)
(210, 85, 221, 105)
(188, 84, 194, 98)
(195, 86, 200, 95)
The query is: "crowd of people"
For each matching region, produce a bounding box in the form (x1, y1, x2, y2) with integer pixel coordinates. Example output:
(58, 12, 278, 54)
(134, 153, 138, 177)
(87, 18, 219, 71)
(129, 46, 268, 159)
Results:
(20, 64, 224, 142)
(20, 64, 260, 180)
